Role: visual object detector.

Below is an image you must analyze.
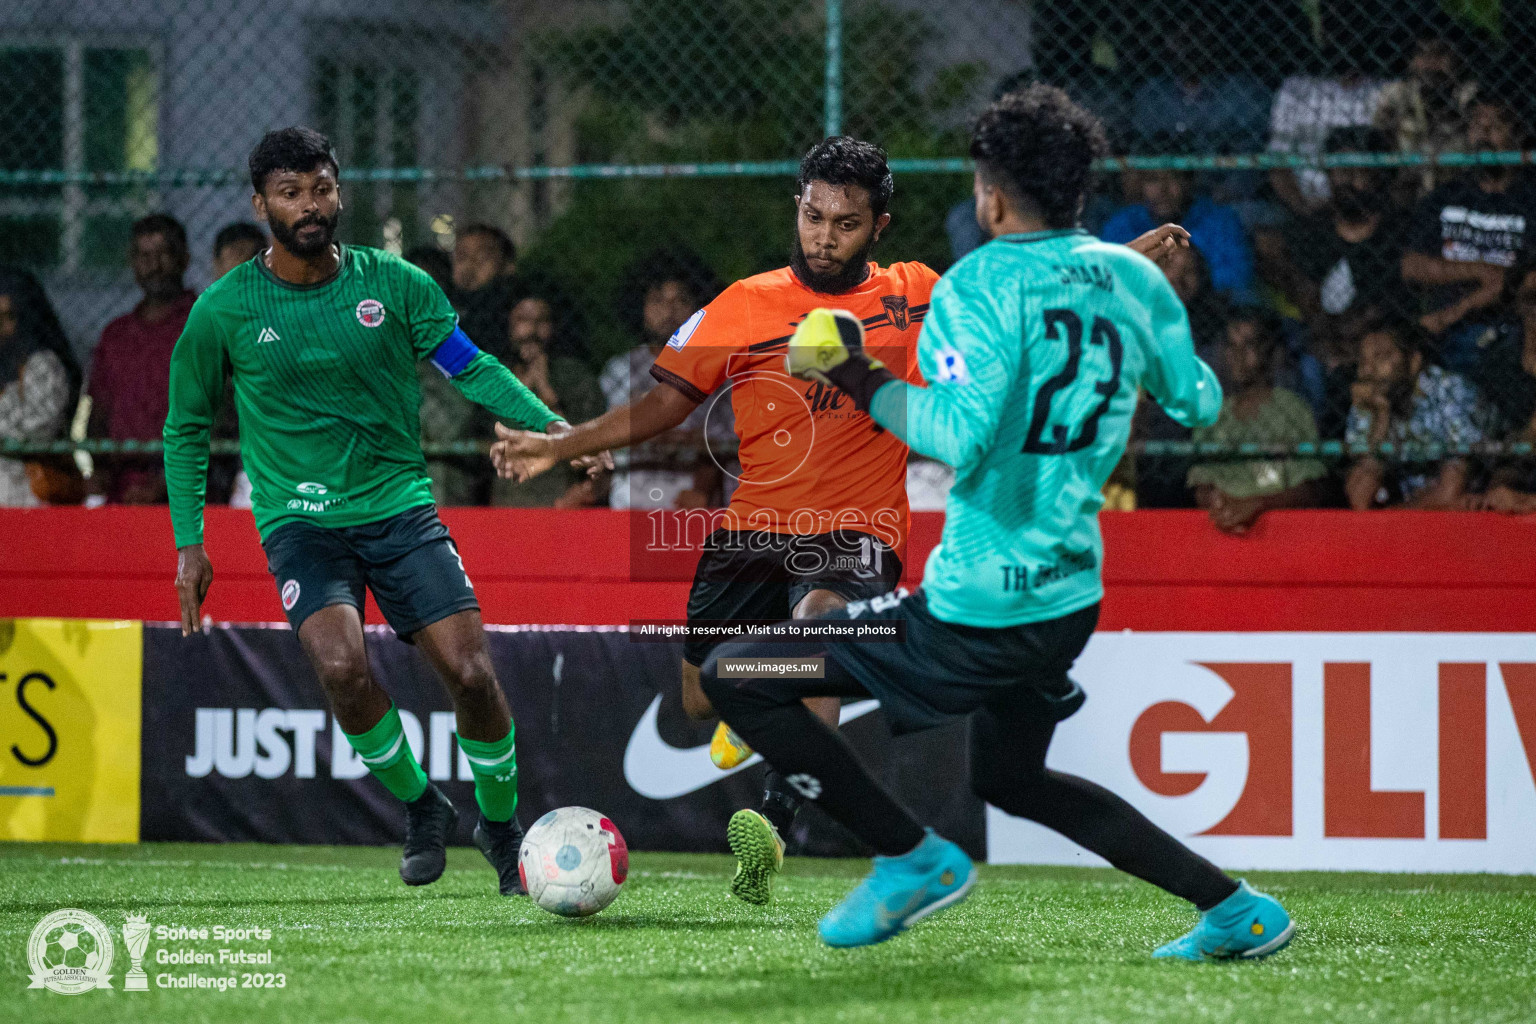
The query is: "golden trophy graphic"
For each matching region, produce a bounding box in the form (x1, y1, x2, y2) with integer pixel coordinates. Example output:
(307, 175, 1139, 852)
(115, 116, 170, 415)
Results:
(122, 914, 150, 991)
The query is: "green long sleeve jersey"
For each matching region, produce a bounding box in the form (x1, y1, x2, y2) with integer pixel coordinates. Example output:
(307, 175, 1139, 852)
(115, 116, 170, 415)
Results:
(164, 245, 559, 546)
(870, 229, 1223, 627)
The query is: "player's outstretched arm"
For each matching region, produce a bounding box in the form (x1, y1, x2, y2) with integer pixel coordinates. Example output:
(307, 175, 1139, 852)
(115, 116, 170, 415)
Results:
(491, 382, 699, 482)
(429, 328, 563, 432)
(1139, 267, 1223, 429)
(163, 300, 224, 633)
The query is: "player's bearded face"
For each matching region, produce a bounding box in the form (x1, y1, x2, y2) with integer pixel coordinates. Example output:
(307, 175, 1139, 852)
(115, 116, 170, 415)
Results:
(790, 183, 881, 294)
(270, 205, 339, 257)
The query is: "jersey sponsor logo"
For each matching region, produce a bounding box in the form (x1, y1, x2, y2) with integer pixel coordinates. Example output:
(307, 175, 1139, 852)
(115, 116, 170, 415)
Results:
(880, 294, 910, 331)
(622, 694, 879, 799)
(256, 326, 280, 345)
(285, 496, 348, 512)
(280, 580, 301, 611)
(296, 482, 328, 496)
(355, 299, 386, 328)
(933, 346, 970, 386)
(666, 308, 706, 351)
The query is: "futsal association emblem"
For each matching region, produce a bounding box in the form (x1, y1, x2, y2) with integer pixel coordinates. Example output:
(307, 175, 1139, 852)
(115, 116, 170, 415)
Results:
(281, 580, 301, 610)
(355, 299, 386, 327)
(881, 294, 910, 331)
(26, 908, 116, 994)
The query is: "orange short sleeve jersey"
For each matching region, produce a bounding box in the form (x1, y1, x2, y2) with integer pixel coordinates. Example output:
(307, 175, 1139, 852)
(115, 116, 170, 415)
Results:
(650, 261, 937, 552)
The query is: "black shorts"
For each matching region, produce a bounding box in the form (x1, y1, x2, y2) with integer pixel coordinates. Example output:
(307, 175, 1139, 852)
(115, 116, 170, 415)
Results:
(261, 504, 479, 640)
(799, 587, 1099, 735)
(681, 527, 903, 666)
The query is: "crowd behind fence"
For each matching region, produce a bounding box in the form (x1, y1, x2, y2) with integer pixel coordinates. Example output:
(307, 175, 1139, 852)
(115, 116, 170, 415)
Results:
(6, 0, 1536, 528)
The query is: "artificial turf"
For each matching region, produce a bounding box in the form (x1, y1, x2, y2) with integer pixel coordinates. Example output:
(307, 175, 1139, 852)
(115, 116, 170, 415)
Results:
(2, 842, 1533, 1024)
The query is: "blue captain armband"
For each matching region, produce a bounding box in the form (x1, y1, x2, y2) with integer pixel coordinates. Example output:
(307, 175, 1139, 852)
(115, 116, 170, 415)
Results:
(429, 325, 479, 378)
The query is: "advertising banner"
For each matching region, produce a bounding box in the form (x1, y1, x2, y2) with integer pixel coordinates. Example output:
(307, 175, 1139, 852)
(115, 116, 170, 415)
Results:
(988, 633, 1536, 873)
(140, 624, 984, 858)
(0, 619, 142, 843)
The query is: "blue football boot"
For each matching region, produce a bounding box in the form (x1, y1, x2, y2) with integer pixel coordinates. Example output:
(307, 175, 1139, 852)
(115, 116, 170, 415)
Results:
(1153, 880, 1295, 961)
(818, 829, 977, 948)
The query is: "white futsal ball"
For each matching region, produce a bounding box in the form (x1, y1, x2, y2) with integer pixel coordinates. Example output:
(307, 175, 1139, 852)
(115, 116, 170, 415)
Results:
(519, 806, 629, 917)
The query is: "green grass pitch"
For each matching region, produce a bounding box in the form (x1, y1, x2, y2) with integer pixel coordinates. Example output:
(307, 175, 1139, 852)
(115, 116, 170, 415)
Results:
(2, 842, 1534, 1024)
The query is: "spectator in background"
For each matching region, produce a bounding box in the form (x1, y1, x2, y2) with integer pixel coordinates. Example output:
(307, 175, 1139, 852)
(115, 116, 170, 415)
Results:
(1346, 317, 1489, 509)
(1401, 96, 1535, 375)
(1465, 267, 1536, 513)
(1374, 29, 1479, 203)
(600, 251, 731, 509)
(406, 244, 453, 295)
(491, 295, 606, 507)
(1188, 307, 1328, 534)
(1130, 24, 1269, 157)
(211, 222, 266, 280)
(1101, 158, 1254, 300)
(1265, 127, 1412, 430)
(1129, 18, 1270, 222)
(87, 213, 194, 504)
(0, 270, 76, 507)
(451, 224, 518, 364)
(1266, 44, 1386, 217)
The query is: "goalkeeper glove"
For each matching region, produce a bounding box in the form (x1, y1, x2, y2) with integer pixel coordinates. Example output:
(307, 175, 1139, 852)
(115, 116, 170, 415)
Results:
(784, 307, 896, 413)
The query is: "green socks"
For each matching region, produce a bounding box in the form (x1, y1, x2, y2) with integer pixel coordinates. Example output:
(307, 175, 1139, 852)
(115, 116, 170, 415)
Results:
(341, 704, 516, 821)
(457, 727, 518, 823)
(343, 703, 429, 803)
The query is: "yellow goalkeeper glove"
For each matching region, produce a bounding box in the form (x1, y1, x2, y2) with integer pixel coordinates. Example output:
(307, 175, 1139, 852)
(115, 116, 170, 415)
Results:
(784, 307, 896, 412)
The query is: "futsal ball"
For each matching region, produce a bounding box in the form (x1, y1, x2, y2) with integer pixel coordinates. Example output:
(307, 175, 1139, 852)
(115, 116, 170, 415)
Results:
(519, 806, 628, 917)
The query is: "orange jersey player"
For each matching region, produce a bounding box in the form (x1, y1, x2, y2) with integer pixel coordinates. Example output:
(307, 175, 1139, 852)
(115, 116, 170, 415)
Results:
(648, 258, 932, 553)
(494, 138, 929, 903)
(491, 137, 1190, 905)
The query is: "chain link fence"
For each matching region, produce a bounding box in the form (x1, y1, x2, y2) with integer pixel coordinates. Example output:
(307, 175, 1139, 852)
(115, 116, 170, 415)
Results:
(5, 0, 1536, 509)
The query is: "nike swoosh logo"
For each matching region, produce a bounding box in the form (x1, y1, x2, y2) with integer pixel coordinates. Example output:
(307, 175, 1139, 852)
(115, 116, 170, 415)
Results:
(622, 694, 880, 800)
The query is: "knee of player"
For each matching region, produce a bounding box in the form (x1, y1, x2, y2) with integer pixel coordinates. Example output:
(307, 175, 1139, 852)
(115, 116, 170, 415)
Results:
(443, 653, 499, 700)
(311, 648, 370, 695)
(792, 587, 847, 619)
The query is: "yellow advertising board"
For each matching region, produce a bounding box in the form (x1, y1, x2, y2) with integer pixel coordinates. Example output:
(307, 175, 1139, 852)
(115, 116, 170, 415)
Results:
(0, 619, 141, 842)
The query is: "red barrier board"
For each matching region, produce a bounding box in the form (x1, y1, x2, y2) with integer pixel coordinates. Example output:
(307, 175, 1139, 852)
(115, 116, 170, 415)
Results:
(2, 507, 1535, 630)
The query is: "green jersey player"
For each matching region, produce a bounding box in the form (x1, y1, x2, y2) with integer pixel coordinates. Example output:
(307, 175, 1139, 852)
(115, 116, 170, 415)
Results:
(699, 86, 1295, 955)
(164, 127, 585, 895)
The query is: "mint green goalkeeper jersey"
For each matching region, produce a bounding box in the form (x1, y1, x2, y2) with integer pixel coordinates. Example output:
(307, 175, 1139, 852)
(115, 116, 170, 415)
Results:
(164, 245, 559, 547)
(870, 229, 1222, 627)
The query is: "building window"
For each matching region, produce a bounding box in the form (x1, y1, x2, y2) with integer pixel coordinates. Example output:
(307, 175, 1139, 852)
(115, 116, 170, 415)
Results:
(313, 59, 422, 252)
(0, 43, 159, 273)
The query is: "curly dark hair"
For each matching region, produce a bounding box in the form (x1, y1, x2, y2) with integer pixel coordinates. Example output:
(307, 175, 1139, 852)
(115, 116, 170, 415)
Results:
(796, 136, 894, 216)
(248, 126, 340, 194)
(969, 83, 1108, 229)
